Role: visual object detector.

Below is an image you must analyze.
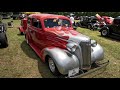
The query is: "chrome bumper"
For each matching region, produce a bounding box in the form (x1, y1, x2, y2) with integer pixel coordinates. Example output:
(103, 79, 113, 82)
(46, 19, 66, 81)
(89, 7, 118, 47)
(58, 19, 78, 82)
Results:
(66, 60, 109, 78)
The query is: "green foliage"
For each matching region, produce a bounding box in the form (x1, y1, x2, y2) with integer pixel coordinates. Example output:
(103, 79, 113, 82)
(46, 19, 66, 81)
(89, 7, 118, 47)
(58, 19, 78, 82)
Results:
(43, 12, 120, 18)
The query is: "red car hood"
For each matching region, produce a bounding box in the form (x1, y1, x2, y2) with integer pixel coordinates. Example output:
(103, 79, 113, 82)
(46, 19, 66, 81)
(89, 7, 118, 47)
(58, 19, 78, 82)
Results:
(46, 27, 79, 36)
(45, 27, 90, 43)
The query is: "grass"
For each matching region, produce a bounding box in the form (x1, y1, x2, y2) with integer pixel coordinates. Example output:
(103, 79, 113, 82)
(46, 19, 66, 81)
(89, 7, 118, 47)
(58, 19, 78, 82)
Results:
(0, 19, 55, 78)
(0, 19, 120, 78)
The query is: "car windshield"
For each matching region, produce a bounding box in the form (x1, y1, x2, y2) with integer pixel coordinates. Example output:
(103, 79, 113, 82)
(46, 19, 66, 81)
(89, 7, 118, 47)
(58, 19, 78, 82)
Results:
(44, 18, 71, 28)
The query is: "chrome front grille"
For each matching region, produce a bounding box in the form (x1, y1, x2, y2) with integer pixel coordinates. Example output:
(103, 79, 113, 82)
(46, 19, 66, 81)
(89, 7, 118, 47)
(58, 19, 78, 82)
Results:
(80, 41, 91, 69)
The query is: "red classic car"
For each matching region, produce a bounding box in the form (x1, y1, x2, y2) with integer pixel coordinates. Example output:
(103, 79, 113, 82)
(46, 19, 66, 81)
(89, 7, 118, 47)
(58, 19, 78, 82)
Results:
(102, 16, 113, 24)
(18, 12, 41, 35)
(18, 18, 27, 35)
(24, 14, 109, 78)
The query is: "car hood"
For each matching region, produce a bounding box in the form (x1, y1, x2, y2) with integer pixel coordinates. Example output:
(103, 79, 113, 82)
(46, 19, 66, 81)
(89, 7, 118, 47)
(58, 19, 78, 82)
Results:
(46, 27, 90, 43)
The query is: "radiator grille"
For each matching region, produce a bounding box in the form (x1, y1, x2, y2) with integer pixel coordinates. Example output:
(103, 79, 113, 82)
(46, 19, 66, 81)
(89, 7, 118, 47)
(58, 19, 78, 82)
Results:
(80, 41, 91, 69)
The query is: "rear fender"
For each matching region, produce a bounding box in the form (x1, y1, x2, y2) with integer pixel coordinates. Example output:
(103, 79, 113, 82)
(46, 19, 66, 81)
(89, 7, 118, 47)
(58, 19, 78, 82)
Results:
(43, 47, 79, 75)
(18, 26, 24, 32)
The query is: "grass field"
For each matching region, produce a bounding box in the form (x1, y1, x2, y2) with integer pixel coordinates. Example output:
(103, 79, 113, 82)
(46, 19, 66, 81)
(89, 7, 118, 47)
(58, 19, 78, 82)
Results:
(0, 19, 120, 78)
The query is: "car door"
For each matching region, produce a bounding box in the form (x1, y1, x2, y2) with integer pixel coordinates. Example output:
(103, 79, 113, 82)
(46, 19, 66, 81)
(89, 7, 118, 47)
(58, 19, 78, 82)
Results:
(30, 18, 46, 50)
(28, 18, 36, 44)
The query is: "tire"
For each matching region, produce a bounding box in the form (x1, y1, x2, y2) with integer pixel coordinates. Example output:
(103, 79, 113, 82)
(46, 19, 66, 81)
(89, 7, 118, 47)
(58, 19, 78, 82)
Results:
(101, 29, 109, 37)
(0, 33, 8, 48)
(48, 57, 60, 76)
(19, 28, 24, 35)
(13, 17, 16, 20)
(87, 24, 92, 30)
(20, 32, 24, 35)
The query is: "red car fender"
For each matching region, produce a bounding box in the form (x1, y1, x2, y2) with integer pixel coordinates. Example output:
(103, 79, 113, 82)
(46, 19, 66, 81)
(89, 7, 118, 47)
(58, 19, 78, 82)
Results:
(18, 26, 24, 33)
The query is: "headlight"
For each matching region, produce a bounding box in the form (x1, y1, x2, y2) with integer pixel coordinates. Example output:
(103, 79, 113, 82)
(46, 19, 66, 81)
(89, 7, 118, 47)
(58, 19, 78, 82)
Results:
(91, 40, 97, 47)
(66, 42, 78, 52)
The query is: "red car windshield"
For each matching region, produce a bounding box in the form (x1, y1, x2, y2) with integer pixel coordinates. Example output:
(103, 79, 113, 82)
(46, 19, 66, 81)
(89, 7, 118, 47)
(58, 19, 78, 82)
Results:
(44, 18, 71, 28)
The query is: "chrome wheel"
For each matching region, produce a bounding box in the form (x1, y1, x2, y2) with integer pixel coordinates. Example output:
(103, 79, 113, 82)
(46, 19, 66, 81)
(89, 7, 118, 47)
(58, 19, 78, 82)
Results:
(102, 29, 108, 36)
(48, 58, 56, 73)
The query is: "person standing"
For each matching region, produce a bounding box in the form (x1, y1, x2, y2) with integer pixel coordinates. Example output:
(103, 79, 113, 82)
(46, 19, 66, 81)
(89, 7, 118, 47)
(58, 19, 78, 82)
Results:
(70, 15, 75, 26)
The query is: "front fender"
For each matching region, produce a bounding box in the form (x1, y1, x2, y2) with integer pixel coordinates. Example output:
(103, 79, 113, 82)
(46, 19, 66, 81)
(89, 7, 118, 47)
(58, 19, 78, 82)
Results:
(43, 47, 79, 75)
(91, 44, 104, 62)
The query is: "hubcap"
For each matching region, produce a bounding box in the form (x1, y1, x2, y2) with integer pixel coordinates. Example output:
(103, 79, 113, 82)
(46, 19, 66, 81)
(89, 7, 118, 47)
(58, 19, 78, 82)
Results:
(102, 30, 107, 36)
(48, 58, 55, 73)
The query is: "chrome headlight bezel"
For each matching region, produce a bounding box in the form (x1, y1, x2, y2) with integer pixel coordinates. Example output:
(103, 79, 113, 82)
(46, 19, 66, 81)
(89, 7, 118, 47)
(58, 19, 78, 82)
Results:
(66, 42, 78, 52)
(91, 40, 97, 47)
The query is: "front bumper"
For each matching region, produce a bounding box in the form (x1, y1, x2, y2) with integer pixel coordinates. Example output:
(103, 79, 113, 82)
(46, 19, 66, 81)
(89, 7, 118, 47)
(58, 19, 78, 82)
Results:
(65, 60, 109, 78)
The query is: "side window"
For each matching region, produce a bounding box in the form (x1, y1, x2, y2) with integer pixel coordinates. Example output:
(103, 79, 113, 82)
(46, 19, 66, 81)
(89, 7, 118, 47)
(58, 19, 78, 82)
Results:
(32, 18, 42, 28)
(113, 19, 120, 25)
(38, 21, 42, 28)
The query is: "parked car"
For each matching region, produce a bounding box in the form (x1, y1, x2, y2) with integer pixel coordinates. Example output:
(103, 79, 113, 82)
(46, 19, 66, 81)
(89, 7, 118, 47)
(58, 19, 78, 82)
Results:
(18, 18, 27, 35)
(76, 16, 90, 28)
(12, 12, 21, 20)
(87, 17, 100, 30)
(76, 16, 98, 29)
(0, 20, 8, 48)
(24, 14, 109, 78)
(1, 13, 11, 19)
(102, 16, 113, 24)
(18, 13, 41, 35)
(99, 16, 120, 37)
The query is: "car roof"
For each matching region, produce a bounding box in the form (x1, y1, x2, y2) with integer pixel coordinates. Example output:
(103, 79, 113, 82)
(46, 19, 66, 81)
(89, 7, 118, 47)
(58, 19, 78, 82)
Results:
(29, 14, 69, 20)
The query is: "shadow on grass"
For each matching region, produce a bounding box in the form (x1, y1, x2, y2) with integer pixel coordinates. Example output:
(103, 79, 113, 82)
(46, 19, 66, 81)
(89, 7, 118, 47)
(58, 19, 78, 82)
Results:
(17, 33, 24, 36)
(0, 45, 8, 49)
(21, 40, 39, 60)
(90, 68, 107, 78)
(97, 34, 120, 42)
(0, 46, 6, 49)
(21, 40, 56, 78)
